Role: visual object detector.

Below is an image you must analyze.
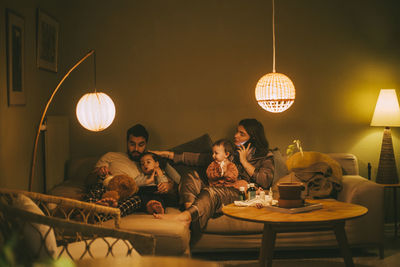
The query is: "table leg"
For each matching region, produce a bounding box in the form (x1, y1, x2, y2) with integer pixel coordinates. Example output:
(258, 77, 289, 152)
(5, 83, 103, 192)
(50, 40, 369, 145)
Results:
(259, 223, 276, 267)
(394, 187, 398, 238)
(333, 221, 354, 267)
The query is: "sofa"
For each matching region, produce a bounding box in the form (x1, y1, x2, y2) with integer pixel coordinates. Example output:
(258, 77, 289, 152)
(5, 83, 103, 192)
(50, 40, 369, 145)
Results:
(48, 134, 384, 258)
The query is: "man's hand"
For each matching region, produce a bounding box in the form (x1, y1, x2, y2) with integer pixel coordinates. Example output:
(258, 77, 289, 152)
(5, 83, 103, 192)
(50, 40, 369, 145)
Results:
(96, 166, 111, 177)
(96, 197, 118, 207)
(157, 182, 173, 194)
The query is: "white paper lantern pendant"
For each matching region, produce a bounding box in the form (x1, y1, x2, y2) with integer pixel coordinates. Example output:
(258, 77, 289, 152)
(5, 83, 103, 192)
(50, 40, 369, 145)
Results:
(76, 92, 116, 132)
(255, 0, 296, 113)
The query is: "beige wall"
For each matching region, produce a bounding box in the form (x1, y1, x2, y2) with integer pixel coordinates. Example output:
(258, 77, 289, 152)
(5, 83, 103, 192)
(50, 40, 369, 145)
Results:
(1, 0, 400, 193)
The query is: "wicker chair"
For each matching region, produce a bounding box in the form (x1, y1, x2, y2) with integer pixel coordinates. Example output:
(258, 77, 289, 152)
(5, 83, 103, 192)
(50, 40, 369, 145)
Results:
(0, 188, 155, 265)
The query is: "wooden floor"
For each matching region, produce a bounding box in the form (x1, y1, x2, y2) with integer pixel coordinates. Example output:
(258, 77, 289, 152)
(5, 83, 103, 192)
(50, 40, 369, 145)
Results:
(192, 224, 400, 267)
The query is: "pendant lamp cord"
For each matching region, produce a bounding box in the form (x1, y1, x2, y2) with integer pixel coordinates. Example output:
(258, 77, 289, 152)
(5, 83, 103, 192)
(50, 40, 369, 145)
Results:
(94, 51, 97, 93)
(272, 0, 276, 73)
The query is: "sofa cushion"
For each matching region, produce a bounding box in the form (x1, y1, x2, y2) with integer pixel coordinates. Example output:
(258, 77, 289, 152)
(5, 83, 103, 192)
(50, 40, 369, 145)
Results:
(102, 207, 190, 256)
(169, 134, 213, 187)
(13, 194, 58, 259)
(170, 134, 213, 154)
(327, 153, 359, 176)
(203, 214, 263, 235)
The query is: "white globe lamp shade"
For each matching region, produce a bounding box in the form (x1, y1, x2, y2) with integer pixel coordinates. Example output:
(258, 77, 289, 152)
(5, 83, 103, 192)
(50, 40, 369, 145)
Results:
(76, 92, 116, 132)
(255, 72, 295, 113)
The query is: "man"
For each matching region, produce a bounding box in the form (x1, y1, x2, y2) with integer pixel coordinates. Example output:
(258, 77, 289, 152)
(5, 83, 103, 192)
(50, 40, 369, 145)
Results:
(84, 124, 179, 217)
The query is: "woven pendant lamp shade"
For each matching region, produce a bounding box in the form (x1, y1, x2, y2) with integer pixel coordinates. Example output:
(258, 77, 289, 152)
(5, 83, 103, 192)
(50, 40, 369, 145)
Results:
(255, 72, 295, 113)
(76, 92, 116, 132)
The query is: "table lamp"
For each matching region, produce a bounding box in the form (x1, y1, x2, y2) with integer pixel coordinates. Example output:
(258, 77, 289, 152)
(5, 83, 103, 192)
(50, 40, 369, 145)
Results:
(29, 50, 116, 191)
(371, 89, 400, 184)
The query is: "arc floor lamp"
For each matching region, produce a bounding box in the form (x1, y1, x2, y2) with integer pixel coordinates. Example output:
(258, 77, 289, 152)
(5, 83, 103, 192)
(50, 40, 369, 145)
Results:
(29, 50, 116, 191)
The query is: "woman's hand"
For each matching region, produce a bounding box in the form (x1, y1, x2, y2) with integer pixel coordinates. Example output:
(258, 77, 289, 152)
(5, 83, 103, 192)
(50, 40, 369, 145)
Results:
(237, 143, 256, 177)
(150, 150, 174, 160)
(237, 143, 251, 164)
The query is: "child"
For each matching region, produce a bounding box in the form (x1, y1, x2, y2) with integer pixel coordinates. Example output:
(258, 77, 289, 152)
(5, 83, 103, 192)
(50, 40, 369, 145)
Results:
(206, 139, 239, 187)
(137, 152, 170, 214)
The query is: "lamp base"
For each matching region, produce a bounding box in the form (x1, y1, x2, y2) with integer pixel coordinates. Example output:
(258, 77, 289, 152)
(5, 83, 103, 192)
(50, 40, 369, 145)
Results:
(376, 127, 399, 184)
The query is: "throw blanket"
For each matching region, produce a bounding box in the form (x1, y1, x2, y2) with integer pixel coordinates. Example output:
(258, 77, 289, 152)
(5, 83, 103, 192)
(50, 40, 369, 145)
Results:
(272, 152, 343, 199)
(291, 161, 343, 198)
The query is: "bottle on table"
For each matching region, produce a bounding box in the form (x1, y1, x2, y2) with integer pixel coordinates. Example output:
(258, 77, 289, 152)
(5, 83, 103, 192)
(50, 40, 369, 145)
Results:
(247, 183, 256, 200)
(239, 186, 246, 201)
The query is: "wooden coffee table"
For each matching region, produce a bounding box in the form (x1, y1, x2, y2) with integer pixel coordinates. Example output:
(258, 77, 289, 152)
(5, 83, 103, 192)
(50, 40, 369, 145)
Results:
(222, 199, 368, 267)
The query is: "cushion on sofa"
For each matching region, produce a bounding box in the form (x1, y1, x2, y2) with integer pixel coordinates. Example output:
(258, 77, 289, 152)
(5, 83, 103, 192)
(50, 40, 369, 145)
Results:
(102, 207, 190, 255)
(170, 134, 213, 154)
(13, 194, 58, 258)
(169, 134, 213, 186)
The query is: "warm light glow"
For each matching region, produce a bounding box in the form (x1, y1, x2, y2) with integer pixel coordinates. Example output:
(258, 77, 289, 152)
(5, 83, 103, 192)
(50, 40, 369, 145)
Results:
(371, 89, 400, 127)
(76, 92, 116, 131)
(255, 72, 295, 113)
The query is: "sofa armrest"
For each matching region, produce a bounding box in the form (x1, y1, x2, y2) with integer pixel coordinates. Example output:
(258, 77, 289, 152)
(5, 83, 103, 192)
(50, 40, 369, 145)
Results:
(337, 175, 384, 245)
(338, 175, 383, 205)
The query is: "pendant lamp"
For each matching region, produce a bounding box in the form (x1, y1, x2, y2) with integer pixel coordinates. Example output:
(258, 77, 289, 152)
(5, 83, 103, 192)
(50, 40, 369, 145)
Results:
(76, 92, 116, 132)
(255, 0, 295, 113)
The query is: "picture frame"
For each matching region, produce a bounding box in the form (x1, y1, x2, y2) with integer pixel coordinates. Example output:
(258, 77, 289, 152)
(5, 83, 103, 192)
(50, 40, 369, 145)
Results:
(6, 9, 26, 106)
(36, 9, 59, 72)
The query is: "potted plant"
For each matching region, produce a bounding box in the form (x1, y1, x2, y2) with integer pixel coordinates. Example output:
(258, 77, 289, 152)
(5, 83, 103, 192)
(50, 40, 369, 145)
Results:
(277, 140, 305, 208)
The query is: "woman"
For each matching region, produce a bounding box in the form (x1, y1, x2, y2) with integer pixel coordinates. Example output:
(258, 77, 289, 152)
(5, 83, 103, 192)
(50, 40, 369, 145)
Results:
(152, 118, 276, 230)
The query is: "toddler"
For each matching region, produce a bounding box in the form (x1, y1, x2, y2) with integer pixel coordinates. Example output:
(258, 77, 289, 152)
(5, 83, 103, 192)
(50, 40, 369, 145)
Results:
(206, 139, 239, 187)
(137, 152, 170, 214)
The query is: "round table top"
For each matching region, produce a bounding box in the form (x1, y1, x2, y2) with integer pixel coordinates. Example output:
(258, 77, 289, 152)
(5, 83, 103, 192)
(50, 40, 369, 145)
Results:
(77, 256, 221, 267)
(222, 199, 368, 224)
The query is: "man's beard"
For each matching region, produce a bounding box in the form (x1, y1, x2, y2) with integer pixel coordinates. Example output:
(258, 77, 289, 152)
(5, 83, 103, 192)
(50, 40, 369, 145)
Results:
(128, 150, 143, 162)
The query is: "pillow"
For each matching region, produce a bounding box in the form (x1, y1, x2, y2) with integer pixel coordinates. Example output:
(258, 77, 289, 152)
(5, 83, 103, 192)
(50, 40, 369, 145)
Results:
(169, 134, 213, 195)
(12, 194, 58, 259)
(170, 134, 213, 153)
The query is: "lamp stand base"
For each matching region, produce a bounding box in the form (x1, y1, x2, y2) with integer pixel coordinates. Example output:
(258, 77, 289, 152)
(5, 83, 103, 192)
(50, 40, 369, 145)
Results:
(376, 127, 399, 184)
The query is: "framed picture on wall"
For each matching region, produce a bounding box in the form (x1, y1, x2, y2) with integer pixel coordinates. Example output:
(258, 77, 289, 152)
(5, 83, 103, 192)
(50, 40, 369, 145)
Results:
(6, 9, 26, 106)
(36, 9, 59, 72)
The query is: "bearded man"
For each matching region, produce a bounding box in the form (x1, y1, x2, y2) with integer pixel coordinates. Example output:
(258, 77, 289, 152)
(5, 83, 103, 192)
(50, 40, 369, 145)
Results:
(84, 124, 179, 217)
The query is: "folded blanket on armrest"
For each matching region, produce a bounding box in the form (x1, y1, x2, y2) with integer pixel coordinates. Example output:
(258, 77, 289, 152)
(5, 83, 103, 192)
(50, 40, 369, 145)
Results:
(292, 161, 343, 198)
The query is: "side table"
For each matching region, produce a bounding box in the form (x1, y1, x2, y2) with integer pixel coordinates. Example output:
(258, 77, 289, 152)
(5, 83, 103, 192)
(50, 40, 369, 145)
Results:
(380, 183, 400, 237)
(222, 199, 368, 267)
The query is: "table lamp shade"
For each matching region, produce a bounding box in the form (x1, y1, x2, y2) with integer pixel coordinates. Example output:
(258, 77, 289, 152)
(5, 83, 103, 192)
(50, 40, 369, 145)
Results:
(371, 89, 400, 184)
(371, 89, 400, 127)
(76, 92, 116, 132)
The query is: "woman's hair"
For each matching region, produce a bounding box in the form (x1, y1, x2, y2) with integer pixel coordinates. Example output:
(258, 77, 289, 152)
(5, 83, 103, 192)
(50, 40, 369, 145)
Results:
(213, 139, 236, 160)
(238, 118, 269, 157)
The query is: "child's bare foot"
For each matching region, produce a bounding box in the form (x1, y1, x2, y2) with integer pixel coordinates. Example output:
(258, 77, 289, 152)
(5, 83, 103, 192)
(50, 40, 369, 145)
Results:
(184, 202, 193, 210)
(153, 211, 191, 227)
(146, 200, 164, 214)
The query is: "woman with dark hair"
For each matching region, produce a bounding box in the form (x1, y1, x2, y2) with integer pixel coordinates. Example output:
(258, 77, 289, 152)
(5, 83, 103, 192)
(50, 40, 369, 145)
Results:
(151, 118, 286, 232)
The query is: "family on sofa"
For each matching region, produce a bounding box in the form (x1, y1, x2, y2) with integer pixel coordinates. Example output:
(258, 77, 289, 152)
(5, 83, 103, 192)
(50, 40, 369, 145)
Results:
(43, 117, 383, 257)
(82, 118, 292, 236)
